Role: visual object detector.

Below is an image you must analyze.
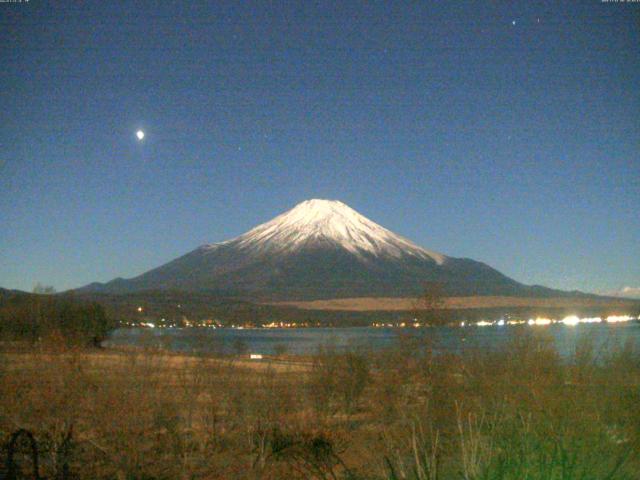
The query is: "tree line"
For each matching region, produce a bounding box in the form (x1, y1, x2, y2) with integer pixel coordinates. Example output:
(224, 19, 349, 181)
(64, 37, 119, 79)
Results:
(0, 289, 115, 346)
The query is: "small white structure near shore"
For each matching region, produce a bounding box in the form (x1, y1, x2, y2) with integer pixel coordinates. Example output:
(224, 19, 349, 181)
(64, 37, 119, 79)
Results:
(250, 354, 263, 360)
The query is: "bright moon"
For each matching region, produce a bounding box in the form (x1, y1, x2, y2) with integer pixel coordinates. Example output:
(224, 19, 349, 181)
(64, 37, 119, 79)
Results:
(136, 130, 145, 140)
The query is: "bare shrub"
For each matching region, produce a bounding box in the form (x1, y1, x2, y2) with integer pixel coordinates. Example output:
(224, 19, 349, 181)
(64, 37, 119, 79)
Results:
(309, 347, 371, 416)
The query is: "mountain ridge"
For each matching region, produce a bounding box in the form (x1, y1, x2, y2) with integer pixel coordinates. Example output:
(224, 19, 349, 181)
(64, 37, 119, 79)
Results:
(79, 199, 578, 300)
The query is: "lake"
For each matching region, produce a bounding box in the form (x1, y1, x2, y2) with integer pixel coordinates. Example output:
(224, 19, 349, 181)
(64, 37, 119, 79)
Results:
(105, 321, 640, 358)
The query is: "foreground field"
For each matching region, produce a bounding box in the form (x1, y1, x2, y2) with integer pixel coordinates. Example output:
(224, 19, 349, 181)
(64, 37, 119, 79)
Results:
(2, 330, 640, 479)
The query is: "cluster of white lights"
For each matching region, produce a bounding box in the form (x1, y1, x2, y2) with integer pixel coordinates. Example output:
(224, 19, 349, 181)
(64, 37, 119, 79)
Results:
(606, 315, 635, 323)
(465, 315, 637, 327)
(528, 317, 553, 326)
(476, 320, 493, 327)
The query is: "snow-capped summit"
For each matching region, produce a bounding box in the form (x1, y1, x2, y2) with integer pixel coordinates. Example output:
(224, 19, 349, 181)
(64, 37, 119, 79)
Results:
(80, 199, 548, 300)
(211, 199, 446, 263)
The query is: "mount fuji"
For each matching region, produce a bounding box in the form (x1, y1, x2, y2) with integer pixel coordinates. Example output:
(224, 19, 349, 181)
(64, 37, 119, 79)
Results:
(80, 199, 561, 300)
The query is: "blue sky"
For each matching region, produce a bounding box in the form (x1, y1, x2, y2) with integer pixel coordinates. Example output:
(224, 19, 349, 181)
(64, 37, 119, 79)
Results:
(1, 1, 638, 295)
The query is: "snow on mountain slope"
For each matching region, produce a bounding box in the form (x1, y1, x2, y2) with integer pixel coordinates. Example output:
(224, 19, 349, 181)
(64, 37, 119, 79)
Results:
(203, 199, 447, 263)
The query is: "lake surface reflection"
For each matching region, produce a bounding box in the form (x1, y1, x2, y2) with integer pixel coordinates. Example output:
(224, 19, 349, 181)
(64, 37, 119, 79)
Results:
(105, 322, 640, 358)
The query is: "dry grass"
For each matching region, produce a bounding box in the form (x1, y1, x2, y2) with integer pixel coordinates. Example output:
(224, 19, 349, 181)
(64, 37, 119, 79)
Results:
(1, 330, 639, 479)
(268, 295, 639, 311)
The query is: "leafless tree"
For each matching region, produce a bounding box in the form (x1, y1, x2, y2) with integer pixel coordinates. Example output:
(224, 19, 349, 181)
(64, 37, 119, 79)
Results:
(413, 281, 447, 326)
